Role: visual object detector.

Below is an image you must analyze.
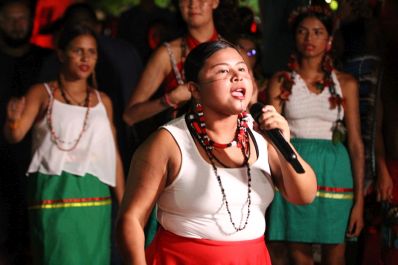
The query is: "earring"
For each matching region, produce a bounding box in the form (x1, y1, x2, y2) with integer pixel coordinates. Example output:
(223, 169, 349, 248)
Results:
(326, 39, 332, 52)
(91, 69, 98, 89)
(195, 102, 203, 115)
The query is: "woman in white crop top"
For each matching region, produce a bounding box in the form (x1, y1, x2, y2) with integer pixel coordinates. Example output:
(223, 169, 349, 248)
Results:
(117, 40, 316, 265)
(266, 5, 365, 265)
(4, 24, 125, 265)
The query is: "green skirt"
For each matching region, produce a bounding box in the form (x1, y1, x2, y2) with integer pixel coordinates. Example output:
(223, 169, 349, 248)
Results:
(267, 139, 354, 244)
(27, 171, 111, 265)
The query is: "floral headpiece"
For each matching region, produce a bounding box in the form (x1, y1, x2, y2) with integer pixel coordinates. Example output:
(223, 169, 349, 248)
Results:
(288, 5, 333, 27)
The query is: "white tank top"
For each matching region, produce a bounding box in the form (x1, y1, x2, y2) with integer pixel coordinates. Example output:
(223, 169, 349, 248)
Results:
(284, 71, 344, 140)
(157, 115, 274, 241)
(27, 83, 117, 187)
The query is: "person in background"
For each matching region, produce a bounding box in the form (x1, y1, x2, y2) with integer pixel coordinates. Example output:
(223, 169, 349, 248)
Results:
(363, 1, 398, 264)
(236, 35, 267, 105)
(123, 0, 239, 132)
(266, 5, 364, 265)
(3, 24, 125, 265)
(373, 76, 398, 265)
(117, 0, 177, 64)
(122, 1, 239, 245)
(116, 39, 317, 265)
(0, 0, 50, 263)
(233, 6, 267, 105)
(38, 3, 143, 173)
(258, 0, 307, 77)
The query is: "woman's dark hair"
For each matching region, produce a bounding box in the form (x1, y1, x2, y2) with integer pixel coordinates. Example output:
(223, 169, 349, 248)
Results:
(213, 0, 239, 41)
(62, 3, 98, 26)
(184, 40, 239, 83)
(56, 23, 98, 51)
(290, 5, 335, 36)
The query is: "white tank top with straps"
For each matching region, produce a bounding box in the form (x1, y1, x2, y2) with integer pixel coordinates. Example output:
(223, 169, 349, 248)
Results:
(27, 83, 117, 186)
(157, 115, 274, 241)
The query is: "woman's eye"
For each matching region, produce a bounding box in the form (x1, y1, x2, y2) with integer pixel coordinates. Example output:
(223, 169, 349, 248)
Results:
(89, 49, 97, 56)
(217, 69, 229, 74)
(73, 49, 82, 55)
(297, 29, 305, 35)
(238, 67, 247, 72)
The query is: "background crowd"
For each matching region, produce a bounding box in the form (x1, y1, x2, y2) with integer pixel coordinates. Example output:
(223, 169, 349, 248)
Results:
(0, 0, 397, 264)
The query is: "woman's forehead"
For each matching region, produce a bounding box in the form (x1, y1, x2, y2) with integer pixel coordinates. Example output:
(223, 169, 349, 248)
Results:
(204, 48, 244, 66)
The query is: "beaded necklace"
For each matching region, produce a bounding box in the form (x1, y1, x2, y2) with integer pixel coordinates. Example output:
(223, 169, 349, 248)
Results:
(46, 83, 91, 151)
(60, 84, 88, 106)
(186, 104, 252, 232)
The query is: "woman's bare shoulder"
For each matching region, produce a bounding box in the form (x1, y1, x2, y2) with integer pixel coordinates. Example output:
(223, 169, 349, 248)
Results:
(26, 82, 52, 99)
(137, 128, 178, 156)
(335, 70, 357, 89)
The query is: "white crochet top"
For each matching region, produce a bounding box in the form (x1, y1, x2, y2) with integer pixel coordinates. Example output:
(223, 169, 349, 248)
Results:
(284, 71, 344, 140)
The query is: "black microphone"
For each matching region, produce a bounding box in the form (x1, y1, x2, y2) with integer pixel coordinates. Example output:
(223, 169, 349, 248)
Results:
(249, 103, 305, 174)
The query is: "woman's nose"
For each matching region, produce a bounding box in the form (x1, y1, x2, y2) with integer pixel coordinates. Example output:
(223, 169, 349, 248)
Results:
(232, 71, 243, 82)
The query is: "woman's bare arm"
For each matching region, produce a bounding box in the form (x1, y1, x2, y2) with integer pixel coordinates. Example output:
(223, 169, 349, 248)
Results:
(116, 129, 180, 264)
(339, 72, 365, 237)
(123, 41, 191, 126)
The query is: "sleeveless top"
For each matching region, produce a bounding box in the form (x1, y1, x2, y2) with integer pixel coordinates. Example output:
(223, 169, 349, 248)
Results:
(284, 71, 345, 140)
(162, 31, 220, 93)
(27, 83, 117, 187)
(157, 116, 275, 241)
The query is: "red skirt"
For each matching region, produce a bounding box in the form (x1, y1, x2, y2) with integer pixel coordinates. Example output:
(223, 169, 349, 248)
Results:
(387, 160, 398, 204)
(145, 228, 271, 265)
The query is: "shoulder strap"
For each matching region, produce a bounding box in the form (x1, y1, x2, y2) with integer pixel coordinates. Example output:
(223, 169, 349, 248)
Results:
(163, 42, 184, 85)
(43, 83, 53, 98)
(93, 89, 102, 103)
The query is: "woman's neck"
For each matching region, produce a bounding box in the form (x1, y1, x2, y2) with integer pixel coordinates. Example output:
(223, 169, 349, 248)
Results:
(188, 22, 216, 43)
(296, 56, 325, 80)
(204, 111, 238, 143)
(59, 73, 87, 92)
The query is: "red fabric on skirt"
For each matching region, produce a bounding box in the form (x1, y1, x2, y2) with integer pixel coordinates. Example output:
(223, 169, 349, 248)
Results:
(145, 228, 271, 265)
(387, 160, 398, 204)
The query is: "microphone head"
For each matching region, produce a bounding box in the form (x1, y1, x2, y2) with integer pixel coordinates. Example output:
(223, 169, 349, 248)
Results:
(249, 102, 264, 121)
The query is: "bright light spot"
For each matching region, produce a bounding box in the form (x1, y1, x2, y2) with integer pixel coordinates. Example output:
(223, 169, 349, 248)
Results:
(330, 0, 339, 10)
(325, 0, 332, 3)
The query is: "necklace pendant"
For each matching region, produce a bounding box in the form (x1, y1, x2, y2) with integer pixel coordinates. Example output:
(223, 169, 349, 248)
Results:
(315, 81, 324, 91)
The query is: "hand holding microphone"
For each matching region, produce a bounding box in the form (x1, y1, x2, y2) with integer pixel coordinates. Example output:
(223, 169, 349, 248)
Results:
(250, 103, 305, 174)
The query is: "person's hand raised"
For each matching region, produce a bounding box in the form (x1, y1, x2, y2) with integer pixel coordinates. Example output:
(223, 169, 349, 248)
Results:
(168, 84, 192, 107)
(7, 97, 26, 122)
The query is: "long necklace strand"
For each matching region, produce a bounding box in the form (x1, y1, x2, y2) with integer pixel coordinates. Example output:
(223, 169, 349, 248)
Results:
(186, 107, 252, 232)
(46, 84, 91, 151)
(58, 78, 90, 106)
